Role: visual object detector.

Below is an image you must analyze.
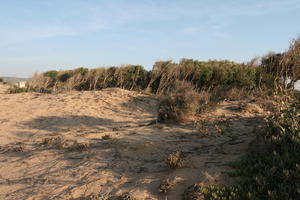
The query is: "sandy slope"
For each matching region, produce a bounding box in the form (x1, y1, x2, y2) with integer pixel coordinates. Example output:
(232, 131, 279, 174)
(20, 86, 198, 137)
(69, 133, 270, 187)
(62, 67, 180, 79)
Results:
(0, 84, 266, 200)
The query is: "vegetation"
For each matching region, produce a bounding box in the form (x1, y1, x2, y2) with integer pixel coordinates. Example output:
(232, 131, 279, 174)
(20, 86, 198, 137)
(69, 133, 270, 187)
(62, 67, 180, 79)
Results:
(7, 87, 30, 94)
(157, 80, 200, 122)
(187, 100, 299, 200)
(27, 59, 269, 93)
(260, 37, 300, 92)
(23, 36, 300, 199)
(0, 77, 3, 82)
(294, 89, 300, 100)
(28, 65, 150, 92)
(147, 59, 259, 94)
(27, 35, 300, 96)
(165, 151, 183, 169)
(159, 179, 175, 193)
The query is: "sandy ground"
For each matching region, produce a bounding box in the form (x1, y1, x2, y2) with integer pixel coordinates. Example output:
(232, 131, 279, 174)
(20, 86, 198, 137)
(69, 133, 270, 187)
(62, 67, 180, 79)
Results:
(0, 84, 266, 200)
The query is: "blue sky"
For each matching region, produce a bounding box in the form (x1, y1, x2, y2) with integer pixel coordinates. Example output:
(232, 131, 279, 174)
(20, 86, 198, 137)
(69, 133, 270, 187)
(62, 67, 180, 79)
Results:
(0, 0, 300, 77)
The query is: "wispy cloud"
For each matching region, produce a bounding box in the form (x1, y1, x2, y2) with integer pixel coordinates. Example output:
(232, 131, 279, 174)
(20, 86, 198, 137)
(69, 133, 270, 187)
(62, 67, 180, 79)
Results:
(1, 0, 299, 46)
(181, 0, 300, 39)
(0, 23, 105, 46)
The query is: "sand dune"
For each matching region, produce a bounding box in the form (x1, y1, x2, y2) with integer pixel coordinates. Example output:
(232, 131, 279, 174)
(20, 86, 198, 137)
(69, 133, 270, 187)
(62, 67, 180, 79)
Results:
(0, 84, 266, 200)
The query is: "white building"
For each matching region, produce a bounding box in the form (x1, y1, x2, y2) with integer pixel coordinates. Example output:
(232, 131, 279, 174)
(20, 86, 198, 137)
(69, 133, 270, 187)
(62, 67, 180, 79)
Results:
(14, 81, 27, 88)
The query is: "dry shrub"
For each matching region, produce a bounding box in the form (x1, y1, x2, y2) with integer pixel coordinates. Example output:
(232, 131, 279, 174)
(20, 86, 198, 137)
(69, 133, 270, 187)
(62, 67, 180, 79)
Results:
(3, 142, 26, 153)
(241, 103, 264, 114)
(260, 37, 300, 92)
(27, 73, 54, 93)
(159, 177, 183, 193)
(219, 87, 248, 101)
(39, 137, 63, 147)
(197, 90, 217, 112)
(257, 98, 281, 114)
(5, 145, 25, 153)
(159, 179, 174, 193)
(157, 81, 249, 122)
(70, 193, 111, 200)
(116, 193, 136, 200)
(158, 81, 200, 122)
(210, 86, 251, 102)
(10, 146, 25, 153)
(66, 142, 90, 152)
(165, 151, 183, 169)
(102, 134, 111, 140)
(40, 137, 89, 152)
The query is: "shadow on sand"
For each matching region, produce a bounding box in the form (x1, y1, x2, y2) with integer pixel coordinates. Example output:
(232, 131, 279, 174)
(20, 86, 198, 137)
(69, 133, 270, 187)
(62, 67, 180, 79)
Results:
(1, 112, 264, 199)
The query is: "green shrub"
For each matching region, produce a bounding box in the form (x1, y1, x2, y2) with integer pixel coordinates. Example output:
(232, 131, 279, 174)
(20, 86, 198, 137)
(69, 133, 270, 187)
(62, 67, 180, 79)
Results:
(8, 87, 30, 94)
(183, 184, 240, 200)
(74, 67, 89, 76)
(147, 59, 261, 94)
(43, 70, 58, 79)
(27, 59, 275, 94)
(58, 71, 72, 82)
(115, 65, 150, 90)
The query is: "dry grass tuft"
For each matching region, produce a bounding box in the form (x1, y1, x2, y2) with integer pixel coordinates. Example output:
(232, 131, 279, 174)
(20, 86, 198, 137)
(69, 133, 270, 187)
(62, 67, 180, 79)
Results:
(165, 151, 183, 169)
